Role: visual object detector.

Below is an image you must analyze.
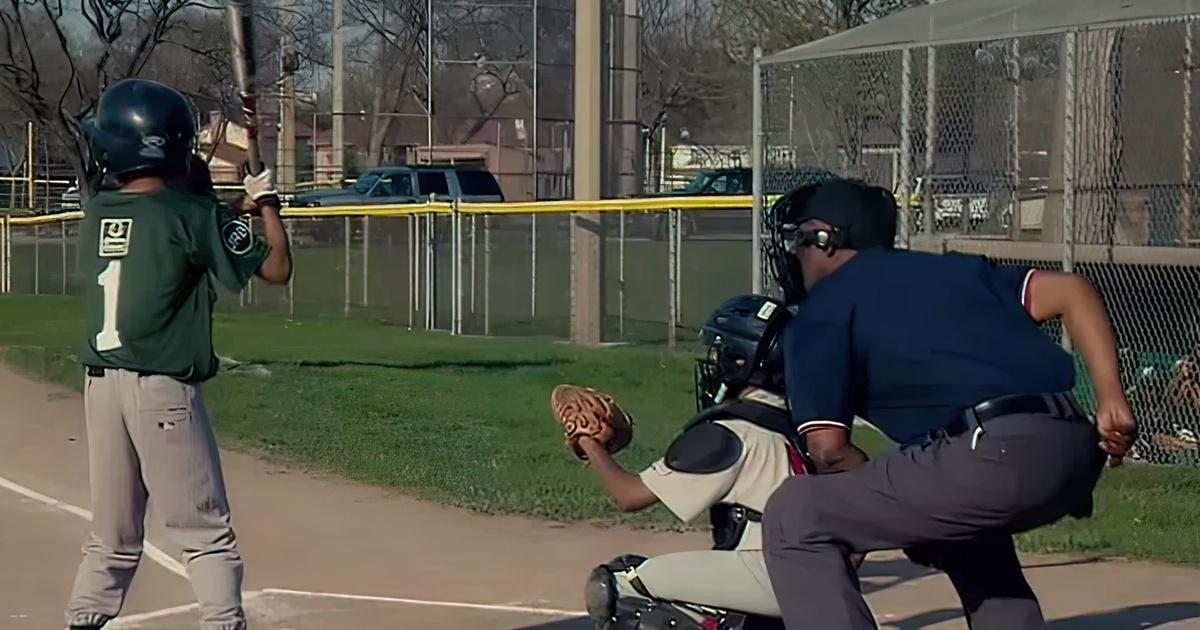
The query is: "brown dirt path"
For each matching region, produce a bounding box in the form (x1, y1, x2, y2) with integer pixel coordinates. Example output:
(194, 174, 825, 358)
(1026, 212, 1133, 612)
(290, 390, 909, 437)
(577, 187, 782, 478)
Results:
(0, 366, 1198, 629)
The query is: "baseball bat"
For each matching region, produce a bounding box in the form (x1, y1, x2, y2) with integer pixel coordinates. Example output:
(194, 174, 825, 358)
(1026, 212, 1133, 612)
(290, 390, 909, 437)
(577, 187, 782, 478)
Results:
(226, 0, 262, 176)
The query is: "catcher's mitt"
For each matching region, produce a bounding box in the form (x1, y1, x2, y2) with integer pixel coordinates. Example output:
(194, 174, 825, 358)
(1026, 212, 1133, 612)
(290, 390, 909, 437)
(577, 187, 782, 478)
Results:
(550, 385, 634, 460)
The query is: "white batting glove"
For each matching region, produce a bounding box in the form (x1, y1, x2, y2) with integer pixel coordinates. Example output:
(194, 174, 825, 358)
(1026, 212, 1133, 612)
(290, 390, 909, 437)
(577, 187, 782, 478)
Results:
(243, 168, 278, 202)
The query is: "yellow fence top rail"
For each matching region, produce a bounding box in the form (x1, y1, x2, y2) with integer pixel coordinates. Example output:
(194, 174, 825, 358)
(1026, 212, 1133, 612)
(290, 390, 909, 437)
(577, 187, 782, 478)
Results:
(5, 211, 86, 226)
(2, 195, 758, 224)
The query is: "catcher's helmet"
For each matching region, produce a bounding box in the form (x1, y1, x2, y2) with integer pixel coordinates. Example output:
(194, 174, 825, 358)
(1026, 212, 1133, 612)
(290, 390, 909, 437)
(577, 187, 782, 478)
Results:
(695, 294, 793, 410)
(763, 178, 898, 303)
(83, 78, 196, 183)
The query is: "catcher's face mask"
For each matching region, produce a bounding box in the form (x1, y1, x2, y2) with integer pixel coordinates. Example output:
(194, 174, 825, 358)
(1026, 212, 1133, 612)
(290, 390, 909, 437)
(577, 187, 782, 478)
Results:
(694, 355, 725, 411)
(694, 338, 753, 411)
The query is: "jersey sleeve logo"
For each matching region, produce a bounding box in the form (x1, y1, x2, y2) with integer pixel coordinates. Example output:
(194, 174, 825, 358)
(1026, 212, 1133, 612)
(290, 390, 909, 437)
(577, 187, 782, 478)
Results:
(221, 219, 254, 255)
(99, 218, 133, 257)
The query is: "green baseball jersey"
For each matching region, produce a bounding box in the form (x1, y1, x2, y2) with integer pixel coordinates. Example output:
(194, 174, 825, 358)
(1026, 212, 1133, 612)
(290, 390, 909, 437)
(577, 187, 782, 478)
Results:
(80, 188, 269, 382)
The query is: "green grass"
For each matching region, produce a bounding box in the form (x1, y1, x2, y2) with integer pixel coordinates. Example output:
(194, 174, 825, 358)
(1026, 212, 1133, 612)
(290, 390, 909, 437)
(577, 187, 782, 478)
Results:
(1, 295, 1198, 563)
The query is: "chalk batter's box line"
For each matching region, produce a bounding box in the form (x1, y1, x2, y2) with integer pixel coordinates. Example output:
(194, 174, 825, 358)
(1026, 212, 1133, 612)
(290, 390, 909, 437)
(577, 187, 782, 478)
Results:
(0, 473, 586, 623)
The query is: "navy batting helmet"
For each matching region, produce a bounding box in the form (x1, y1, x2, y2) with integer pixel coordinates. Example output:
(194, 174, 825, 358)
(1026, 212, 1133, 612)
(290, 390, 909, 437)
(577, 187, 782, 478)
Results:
(83, 79, 196, 183)
(694, 294, 793, 410)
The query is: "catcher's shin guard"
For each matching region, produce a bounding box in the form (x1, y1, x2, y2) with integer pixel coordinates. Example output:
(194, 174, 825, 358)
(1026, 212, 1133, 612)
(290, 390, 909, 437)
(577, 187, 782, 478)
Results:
(586, 555, 709, 630)
(586, 555, 647, 627)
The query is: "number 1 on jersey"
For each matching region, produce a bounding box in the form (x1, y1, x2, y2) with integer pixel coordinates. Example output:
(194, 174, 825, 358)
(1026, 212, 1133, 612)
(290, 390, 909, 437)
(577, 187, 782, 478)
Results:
(96, 260, 123, 351)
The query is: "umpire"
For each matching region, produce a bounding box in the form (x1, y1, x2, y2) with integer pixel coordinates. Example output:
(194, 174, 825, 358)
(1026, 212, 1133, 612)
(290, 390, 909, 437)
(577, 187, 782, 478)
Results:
(760, 178, 1137, 629)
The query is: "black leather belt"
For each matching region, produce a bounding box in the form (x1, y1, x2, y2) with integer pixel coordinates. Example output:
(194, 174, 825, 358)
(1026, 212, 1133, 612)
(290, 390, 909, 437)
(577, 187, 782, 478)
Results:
(936, 392, 1087, 440)
(85, 366, 159, 378)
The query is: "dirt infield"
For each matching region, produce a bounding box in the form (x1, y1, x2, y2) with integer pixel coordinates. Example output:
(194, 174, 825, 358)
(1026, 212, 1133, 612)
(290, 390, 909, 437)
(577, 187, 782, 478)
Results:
(1, 366, 1199, 630)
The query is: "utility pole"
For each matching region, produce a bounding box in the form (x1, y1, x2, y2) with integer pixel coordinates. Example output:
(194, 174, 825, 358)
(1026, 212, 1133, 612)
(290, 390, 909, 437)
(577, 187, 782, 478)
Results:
(571, 0, 603, 345)
(331, 0, 345, 183)
(426, 0, 434, 160)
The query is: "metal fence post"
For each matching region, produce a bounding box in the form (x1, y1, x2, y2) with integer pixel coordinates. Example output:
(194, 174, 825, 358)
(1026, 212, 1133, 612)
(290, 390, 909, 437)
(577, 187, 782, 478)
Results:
(1011, 38, 1023, 239)
(674, 209, 682, 322)
(530, 214, 537, 318)
(1062, 30, 1078, 351)
(569, 211, 576, 336)
(60, 220, 66, 295)
(454, 199, 464, 335)
(899, 49, 913, 248)
(470, 214, 477, 314)
(668, 208, 678, 348)
(484, 214, 491, 335)
(344, 215, 351, 317)
(410, 214, 418, 325)
(618, 210, 625, 338)
(751, 46, 765, 293)
(1183, 20, 1194, 245)
(426, 211, 434, 330)
(1, 214, 7, 294)
(362, 216, 370, 307)
(4, 214, 10, 293)
(924, 42, 938, 237)
(449, 210, 457, 334)
(33, 223, 39, 295)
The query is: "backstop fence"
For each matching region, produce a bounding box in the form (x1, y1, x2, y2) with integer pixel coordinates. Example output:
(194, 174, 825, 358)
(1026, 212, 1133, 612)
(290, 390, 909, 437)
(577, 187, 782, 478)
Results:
(755, 10, 1200, 464)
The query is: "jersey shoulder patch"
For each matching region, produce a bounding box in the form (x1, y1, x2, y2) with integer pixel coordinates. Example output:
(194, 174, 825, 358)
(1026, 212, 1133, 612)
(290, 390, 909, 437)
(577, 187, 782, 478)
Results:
(220, 216, 254, 255)
(664, 421, 743, 474)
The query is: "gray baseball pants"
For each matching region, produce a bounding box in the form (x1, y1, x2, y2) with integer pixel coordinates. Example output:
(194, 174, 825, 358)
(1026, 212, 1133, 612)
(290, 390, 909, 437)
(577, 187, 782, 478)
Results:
(763, 413, 1106, 629)
(614, 550, 780, 618)
(66, 369, 245, 630)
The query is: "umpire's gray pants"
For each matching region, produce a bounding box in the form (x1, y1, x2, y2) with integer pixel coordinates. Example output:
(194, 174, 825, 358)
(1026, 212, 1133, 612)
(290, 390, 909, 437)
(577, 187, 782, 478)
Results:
(763, 414, 1106, 630)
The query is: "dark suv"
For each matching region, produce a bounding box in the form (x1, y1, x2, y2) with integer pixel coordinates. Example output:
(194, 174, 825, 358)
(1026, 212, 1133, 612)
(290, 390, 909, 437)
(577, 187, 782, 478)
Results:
(293, 165, 504, 207)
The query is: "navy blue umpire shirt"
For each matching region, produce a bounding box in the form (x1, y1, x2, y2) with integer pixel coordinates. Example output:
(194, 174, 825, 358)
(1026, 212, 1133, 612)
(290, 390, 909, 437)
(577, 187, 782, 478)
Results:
(783, 248, 1077, 447)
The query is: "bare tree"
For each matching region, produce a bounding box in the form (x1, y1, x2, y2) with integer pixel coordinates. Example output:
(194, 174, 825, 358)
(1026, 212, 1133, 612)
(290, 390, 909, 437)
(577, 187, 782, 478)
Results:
(0, 0, 232, 196)
(640, 0, 742, 143)
(345, 0, 427, 167)
(435, 2, 534, 144)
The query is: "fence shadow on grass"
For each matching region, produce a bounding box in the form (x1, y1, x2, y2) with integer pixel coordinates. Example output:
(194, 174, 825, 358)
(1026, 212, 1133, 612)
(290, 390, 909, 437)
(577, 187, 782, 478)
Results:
(258, 358, 572, 371)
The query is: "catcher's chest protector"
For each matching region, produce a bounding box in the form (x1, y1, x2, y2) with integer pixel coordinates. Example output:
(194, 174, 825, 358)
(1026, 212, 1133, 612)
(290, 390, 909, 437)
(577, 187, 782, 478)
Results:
(681, 401, 814, 474)
(672, 401, 815, 550)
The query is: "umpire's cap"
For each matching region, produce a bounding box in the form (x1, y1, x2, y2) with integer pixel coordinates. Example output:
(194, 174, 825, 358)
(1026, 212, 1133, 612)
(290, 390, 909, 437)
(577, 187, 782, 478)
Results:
(83, 79, 196, 183)
(781, 178, 899, 251)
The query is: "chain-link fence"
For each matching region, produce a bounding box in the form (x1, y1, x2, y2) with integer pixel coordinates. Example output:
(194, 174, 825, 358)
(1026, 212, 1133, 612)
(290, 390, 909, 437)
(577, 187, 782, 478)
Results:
(758, 9, 1200, 465)
(0, 202, 757, 349)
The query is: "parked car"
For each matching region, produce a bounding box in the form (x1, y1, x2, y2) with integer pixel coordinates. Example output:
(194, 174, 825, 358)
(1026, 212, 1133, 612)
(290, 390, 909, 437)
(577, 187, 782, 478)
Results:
(641, 167, 834, 239)
(292, 165, 505, 208)
(903, 174, 1014, 233)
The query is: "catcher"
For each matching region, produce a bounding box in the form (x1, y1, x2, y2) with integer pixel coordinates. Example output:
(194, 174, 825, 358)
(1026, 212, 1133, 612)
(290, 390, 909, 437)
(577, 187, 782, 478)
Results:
(551, 294, 812, 630)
